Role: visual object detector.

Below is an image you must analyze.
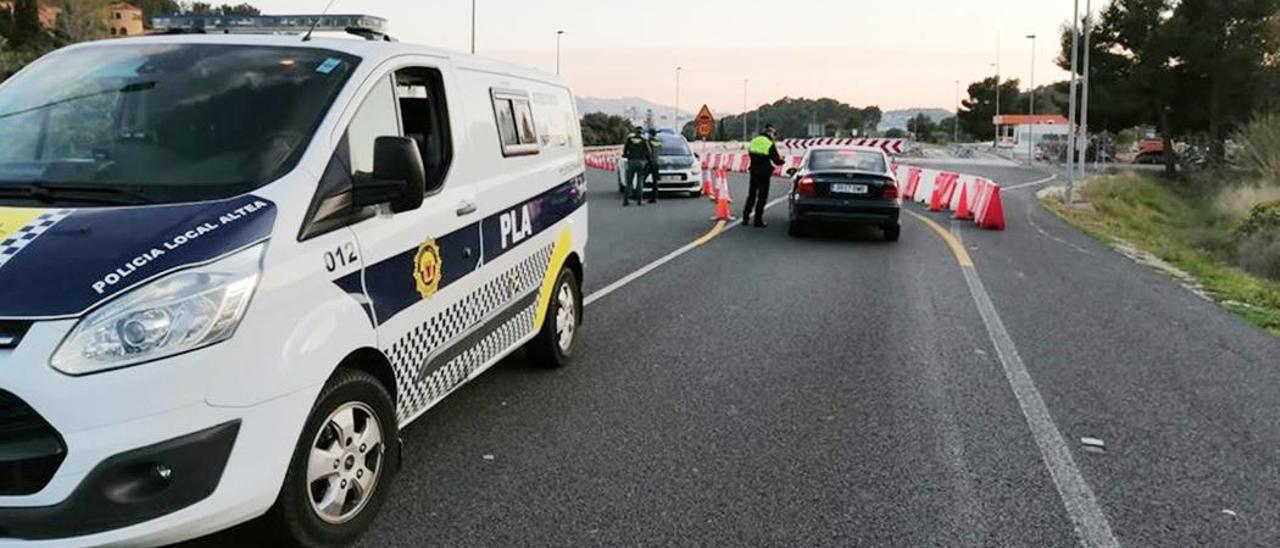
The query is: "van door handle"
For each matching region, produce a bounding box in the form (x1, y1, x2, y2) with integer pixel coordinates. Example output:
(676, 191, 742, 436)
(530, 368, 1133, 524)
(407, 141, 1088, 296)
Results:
(456, 201, 477, 217)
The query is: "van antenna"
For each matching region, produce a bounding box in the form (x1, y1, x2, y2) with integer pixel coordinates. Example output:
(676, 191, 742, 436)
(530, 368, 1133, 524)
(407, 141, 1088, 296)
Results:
(302, 0, 339, 42)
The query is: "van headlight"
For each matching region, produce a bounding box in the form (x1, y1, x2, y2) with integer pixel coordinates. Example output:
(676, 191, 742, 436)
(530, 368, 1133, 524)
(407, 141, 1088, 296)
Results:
(51, 244, 265, 376)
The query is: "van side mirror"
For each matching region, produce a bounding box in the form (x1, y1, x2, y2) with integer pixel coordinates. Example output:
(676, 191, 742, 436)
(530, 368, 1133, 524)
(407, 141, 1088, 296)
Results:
(352, 136, 427, 213)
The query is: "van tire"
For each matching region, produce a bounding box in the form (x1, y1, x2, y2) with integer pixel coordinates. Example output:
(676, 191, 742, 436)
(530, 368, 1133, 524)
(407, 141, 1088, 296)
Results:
(528, 267, 581, 368)
(266, 368, 399, 548)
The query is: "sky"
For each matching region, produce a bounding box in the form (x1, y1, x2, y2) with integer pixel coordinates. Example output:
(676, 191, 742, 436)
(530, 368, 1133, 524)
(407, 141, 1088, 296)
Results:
(254, 0, 1078, 115)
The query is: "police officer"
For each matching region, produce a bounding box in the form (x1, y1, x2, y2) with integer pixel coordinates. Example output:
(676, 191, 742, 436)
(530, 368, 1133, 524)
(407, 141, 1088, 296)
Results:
(744, 124, 786, 227)
(621, 126, 651, 206)
(645, 128, 663, 204)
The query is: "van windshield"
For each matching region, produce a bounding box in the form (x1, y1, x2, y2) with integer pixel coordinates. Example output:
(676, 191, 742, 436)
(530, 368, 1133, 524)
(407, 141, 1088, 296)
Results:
(0, 44, 359, 205)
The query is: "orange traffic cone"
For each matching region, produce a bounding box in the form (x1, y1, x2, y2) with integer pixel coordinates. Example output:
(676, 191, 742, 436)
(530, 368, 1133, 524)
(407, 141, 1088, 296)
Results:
(702, 171, 714, 199)
(953, 179, 972, 219)
(714, 170, 733, 221)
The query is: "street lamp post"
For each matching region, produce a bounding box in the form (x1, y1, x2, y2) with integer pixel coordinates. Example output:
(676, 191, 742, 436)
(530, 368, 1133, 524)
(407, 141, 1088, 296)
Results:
(1081, 0, 1094, 176)
(674, 67, 682, 136)
(556, 30, 564, 75)
(470, 0, 476, 54)
(743, 79, 749, 142)
(1027, 34, 1037, 165)
(1066, 0, 1081, 203)
(992, 62, 1000, 146)
(954, 80, 961, 145)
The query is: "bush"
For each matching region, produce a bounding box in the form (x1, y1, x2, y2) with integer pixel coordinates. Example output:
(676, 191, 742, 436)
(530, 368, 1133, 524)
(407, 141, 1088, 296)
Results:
(1234, 201, 1280, 281)
(1237, 234, 1280, 281)
(1234, 111, 1280, 185)
(1236, 201, 1280, 239)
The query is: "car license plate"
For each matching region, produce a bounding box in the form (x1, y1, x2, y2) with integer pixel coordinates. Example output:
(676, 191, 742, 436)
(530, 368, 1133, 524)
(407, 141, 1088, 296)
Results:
(831, 183, 868, 194)
(660, 175, 683, 182)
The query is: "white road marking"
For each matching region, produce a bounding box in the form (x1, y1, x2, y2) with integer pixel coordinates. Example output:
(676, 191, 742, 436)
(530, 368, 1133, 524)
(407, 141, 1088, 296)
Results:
(950, 222, 1120, 548)
(1003, 174, 1058, 191)
(584, 195, 789, 306)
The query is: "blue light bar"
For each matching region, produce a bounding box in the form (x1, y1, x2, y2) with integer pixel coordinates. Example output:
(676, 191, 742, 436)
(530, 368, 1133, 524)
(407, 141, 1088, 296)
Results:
(150, 14, 388, 34)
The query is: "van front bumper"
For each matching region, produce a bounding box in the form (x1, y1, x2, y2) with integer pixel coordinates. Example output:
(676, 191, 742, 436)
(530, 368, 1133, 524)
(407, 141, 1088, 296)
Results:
(0, 321, 317, 546)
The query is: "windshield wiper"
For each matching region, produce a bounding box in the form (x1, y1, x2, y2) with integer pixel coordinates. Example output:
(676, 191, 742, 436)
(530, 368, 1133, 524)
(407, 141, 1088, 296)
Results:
(0, 182, 157, 205)
(0, 82, 155, 122)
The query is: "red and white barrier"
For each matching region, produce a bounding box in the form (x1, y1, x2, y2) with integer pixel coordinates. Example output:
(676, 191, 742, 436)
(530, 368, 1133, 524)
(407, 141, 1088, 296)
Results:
(780, 138, 905, 155)
(891, 164, 1006, 231)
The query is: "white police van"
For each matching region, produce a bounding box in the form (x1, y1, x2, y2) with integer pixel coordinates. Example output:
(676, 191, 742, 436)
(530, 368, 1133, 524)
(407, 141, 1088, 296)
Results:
(0, 19, 587, 547)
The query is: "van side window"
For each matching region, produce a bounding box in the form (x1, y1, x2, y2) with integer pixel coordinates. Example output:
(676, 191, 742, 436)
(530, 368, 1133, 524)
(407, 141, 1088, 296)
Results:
(395, 67, 453, 191)
(299, 68, 453, 241)
(491, 89, 538, 157)
(347, 75, 401, 175)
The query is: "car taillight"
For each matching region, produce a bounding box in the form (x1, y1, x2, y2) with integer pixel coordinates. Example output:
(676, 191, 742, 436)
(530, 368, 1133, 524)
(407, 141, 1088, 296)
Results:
(883, 184, 899, 200)
(797, 176, 816, 197)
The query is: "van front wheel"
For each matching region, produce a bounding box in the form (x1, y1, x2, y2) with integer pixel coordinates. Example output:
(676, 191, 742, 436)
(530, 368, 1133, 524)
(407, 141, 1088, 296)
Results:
(528, 267, 581, 368)
(267, 369, 399, 547)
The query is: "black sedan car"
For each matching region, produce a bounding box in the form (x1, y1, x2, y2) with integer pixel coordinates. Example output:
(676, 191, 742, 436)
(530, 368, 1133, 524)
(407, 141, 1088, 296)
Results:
(786, 146, 902, 241)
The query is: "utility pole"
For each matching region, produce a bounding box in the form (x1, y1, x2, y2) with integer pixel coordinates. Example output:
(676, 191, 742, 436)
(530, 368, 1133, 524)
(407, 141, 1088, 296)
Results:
(1027, 34, 1037, 165)
(954, 80, 961, 144)
(674, 67, 682, 135)
(988, 62, 998, 141)
(470, 0, 476, 54)
(743, 79, 749, 142)
(1066, 0, 1081, 203)
(555, 30, 564, 75)
(994, 34, 1001, 145)
(1081, 0, 1094, 177)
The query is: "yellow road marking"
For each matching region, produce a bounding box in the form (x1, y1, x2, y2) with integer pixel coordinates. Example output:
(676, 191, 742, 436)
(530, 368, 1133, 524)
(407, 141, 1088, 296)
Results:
(907, 210, 975, 267)
(692, 220, 726, 247)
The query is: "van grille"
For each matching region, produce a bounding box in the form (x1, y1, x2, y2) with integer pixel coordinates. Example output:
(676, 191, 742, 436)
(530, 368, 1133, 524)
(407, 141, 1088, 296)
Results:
(0, 321, 31, 349)
(0, 390, 66, 496)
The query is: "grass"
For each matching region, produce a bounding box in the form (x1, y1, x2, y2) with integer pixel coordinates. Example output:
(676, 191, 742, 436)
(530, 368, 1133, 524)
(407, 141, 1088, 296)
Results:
(1042, 171, 1280, 337)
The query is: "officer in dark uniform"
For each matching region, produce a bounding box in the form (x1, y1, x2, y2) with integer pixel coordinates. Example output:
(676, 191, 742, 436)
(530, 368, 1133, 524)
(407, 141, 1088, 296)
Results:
(744, 124, 786, 227)
(621, 127, 651, 206)
(645, 128, 663, 204)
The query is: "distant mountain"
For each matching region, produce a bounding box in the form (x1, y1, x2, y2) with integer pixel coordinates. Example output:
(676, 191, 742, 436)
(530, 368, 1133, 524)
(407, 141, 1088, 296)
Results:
(879, 108, 954, 131)
(576, 96, 695, 128)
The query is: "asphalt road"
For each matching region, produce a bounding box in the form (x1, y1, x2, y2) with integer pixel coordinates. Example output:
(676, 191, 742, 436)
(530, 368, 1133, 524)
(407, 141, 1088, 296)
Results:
(190, 165, 1280, 547)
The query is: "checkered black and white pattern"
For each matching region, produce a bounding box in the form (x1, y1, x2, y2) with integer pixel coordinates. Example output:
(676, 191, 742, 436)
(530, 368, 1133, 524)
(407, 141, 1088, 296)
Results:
(0, 210, 71, 269)
(389, 244, 555, 422)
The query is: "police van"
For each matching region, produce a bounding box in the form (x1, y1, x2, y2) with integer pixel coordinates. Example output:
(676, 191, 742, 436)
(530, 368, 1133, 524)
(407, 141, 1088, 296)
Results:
(0, 19, 587, 546)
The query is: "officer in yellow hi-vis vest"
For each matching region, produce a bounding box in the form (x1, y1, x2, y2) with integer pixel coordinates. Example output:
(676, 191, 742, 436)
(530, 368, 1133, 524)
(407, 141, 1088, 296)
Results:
(745, 125, 786, 227)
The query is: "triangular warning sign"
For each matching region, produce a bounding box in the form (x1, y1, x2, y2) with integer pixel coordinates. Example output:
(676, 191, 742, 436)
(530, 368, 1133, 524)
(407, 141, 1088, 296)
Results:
(696, 104, 714, 121)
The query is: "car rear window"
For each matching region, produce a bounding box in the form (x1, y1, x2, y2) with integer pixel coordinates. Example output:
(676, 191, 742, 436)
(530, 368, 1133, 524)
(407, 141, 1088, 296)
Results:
(808, 150, 886, 173)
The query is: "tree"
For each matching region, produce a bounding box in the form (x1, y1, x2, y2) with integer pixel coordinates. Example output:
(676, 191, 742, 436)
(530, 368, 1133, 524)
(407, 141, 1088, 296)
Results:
(10, 0, 43, 48)
(958, 77, 1023, 141)
(53, 0, 111, 44)
(1165, 0, 1280, 163)
(909, 113, 940, 143)
(861, 106, 883, 135)
(215, 3, 259, 16)
(1057, 0, 1280, 172)
(580, 113, 632, 147)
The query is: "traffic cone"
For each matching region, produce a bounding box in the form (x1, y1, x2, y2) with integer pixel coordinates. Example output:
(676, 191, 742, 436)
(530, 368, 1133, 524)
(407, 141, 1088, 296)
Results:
(953, 179, 972, 219)
(702, 171, 714, 199)
(714, 174, 733, 221)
